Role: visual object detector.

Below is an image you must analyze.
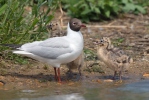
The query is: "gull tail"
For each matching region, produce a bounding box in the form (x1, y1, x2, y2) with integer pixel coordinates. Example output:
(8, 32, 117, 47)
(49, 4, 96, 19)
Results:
(0, 44, 22, 49)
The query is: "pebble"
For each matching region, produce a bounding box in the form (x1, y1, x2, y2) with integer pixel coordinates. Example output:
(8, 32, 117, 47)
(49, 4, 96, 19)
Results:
(103, 79, 113, 82)
(0, 81, 5, 86)
(143, 73, 149, 77)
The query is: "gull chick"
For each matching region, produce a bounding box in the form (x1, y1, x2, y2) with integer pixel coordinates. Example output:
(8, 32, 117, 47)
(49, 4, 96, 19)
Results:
(46, 21, 66, 37)
(3, 18, 86, 82)
(97, 37, 133, 80)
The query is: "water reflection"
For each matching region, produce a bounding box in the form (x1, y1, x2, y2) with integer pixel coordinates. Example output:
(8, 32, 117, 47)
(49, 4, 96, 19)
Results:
(117, 80, 149, 93)
(14, 93, 85, 100)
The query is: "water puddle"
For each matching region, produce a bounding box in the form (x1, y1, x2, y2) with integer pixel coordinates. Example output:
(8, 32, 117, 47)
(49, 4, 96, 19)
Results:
(0, 80, 149, 100)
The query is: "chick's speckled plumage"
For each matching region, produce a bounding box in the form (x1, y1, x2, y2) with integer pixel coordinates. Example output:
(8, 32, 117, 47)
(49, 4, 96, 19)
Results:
(97, 37, 133, 80)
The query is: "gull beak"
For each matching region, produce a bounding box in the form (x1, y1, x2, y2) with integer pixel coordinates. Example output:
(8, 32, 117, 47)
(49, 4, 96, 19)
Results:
(81, 24, 86, 27)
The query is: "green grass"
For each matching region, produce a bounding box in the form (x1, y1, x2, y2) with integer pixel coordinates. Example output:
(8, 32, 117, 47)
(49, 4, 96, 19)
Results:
(84, 48, 97, 61)
(112, 38, 125, 46)
(85, 63, 105, 73)
(0, 0, 59, 65)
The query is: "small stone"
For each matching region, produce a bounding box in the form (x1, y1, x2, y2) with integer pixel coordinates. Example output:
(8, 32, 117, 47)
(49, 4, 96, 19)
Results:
(129, 43, 135, 46)
(68, 82, 75, 86)
(0, 81, 5, 86)
(103, 79, 113, 82)
(96, 79, 101, 83)
(143, 73, 149, 77)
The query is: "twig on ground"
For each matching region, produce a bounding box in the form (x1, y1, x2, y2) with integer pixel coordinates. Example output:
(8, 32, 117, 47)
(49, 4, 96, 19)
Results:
(62, 25, 127, 29)
(107, 21, 116, 26)
(87, 25, 127, 28)
(58, 1, 64, 27)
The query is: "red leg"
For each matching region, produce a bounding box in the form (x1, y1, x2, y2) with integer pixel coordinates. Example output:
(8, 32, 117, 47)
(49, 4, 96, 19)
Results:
(54, 67, 58, 81)
(57, 68, 61, 83)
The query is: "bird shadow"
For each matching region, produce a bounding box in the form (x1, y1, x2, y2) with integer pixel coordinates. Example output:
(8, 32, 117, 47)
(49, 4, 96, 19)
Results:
(3, 71, 81, 82)
(97, 75, 130, 80)
(1, 71, 130, 84)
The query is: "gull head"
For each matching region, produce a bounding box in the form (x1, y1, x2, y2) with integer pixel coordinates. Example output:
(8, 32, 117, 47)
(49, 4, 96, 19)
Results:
(69, 18, 86, 32)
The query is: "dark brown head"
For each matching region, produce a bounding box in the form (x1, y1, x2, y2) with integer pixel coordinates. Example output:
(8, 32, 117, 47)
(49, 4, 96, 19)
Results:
(98, 37, 109, 47)
(46, 22, 58, 31)
(69, 18, 86, 32)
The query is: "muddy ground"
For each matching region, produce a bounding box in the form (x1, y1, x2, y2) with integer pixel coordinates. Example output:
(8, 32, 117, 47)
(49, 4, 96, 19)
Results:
(1, 10, 149, 89)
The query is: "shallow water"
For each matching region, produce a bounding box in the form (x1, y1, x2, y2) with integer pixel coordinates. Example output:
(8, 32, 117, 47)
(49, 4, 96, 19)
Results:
(0, 80, 149, 100)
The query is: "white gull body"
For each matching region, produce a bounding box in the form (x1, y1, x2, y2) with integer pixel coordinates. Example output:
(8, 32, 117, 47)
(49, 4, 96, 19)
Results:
(13, 23, 84, 68)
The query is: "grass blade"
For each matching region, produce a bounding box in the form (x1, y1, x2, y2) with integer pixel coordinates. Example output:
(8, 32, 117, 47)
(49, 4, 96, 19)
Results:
(0, 4, 7, 15)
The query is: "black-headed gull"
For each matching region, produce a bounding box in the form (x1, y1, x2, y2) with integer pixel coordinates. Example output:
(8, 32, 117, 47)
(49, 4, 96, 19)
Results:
(4, 18, 86, 82)
(46, 21, 84, 76)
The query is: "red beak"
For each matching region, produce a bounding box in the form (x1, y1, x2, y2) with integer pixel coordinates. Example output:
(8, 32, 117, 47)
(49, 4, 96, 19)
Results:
(81, 24, 86, 27)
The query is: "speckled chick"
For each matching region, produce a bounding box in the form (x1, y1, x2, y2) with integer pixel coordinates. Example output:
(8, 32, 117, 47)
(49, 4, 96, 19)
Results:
(97, 37, 133, 80)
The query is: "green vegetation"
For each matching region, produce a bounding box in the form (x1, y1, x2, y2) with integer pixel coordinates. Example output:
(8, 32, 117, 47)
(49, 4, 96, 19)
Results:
(136, 0, 149, 7)
(0, 0, 57, 45)
(62, 0, 147, 22)
(84, 49, 97, 61)
(0, 0, 58, 65)
(85, 63, 104, 73)
(112, 38, 125, 46)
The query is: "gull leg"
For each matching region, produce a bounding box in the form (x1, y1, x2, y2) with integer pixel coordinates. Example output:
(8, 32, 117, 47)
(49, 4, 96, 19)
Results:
(57, 68, 61, 83)
(54, 67, 58, 81)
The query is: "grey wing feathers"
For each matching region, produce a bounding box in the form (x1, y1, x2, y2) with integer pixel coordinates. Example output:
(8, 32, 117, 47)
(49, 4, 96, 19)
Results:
(20, 41, 42, 50)
(39, 37, 69, 48)
(20, 37, 73, 59)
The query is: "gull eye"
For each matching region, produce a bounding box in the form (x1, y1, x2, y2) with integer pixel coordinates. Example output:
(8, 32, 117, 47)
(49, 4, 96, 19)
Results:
(73, 22, 76, 25)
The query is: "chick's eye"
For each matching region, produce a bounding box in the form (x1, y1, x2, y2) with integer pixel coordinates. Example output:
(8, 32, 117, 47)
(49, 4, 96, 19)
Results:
(100, 39, 103, 43)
